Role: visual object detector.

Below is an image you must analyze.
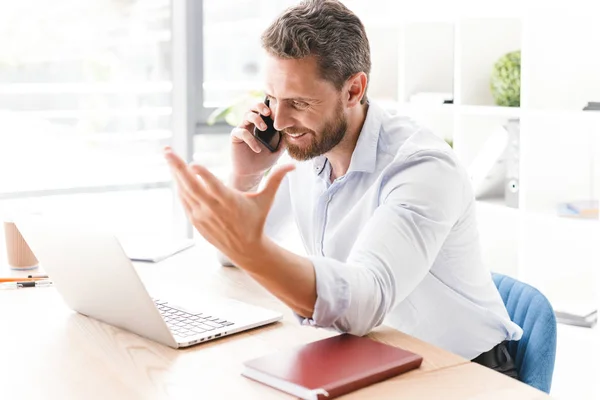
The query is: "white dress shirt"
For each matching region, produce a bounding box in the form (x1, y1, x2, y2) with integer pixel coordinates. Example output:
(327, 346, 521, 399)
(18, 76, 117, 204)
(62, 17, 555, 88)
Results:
(257, 101, 523, 360)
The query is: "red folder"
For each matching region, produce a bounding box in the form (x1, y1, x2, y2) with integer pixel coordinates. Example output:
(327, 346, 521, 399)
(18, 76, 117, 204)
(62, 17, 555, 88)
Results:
(242, 333, 423, 399)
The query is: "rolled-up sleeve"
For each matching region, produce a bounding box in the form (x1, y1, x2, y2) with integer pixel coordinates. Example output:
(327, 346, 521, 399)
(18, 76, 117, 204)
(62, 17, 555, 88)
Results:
(296, 150, 466, 336)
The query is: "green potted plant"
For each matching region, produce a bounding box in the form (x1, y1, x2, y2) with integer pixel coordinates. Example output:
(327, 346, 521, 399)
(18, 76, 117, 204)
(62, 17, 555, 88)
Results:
(490, 50, 521, 107)
(207, 90, 266, 127)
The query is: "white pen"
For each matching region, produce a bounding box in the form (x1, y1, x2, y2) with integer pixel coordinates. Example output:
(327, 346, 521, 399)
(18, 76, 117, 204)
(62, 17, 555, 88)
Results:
(0, 280, 53, 290)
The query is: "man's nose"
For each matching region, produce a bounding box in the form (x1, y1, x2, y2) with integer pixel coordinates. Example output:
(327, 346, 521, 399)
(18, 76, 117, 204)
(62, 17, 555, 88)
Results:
(273, 103, 294, 131)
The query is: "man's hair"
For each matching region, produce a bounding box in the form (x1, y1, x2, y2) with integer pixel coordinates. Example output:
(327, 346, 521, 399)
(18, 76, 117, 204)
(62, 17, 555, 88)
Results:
(261, 0, 371, 104)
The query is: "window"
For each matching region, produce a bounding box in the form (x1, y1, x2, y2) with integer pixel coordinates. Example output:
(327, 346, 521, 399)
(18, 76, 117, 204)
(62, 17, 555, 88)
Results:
(201, 1, 297, 109)
(0, 0, 173, 194)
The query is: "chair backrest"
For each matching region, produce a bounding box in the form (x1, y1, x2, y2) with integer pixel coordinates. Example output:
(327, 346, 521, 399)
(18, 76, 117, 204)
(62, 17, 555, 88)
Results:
(492, 273, 557, 394)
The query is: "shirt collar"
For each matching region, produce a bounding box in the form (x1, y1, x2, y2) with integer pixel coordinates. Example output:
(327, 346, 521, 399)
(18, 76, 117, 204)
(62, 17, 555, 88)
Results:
(311, 101, 383, 175)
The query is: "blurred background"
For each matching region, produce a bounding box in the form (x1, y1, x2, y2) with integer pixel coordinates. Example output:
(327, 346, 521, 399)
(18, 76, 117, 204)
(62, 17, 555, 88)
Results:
(0, 1, 598, 398)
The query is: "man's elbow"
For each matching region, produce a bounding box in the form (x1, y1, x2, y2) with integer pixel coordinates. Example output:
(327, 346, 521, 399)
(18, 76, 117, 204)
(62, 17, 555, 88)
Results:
(346, 325, 377, 337)
(297, 261, 393, 337)
(333, 313, 385, 337)
(337, 273, 391, 336)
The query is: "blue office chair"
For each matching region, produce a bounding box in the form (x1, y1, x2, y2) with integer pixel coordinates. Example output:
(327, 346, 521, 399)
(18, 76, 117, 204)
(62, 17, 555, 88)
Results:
(492, 273, 557, 394)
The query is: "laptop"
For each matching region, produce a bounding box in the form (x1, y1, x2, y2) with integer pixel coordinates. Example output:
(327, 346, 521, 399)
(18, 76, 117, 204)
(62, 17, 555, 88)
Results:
(16, 216, 283, 349)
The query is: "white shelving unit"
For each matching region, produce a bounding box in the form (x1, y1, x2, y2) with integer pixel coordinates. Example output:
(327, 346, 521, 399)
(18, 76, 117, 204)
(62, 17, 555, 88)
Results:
(364, 10, 600, 308)
(360, 7, 600, 398)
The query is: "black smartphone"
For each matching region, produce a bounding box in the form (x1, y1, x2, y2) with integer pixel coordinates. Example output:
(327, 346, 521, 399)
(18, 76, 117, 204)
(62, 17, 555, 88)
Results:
(253, 97, 281, 152)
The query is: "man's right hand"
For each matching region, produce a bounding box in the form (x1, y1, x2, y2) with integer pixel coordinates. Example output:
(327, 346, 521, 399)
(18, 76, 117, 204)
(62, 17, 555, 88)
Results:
(229, 101, 285, 192)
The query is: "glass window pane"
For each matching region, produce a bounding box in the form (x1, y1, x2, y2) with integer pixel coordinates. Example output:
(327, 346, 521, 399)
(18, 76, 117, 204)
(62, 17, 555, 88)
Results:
(202, 1, 297, 108)
(0, 0, 172, 194)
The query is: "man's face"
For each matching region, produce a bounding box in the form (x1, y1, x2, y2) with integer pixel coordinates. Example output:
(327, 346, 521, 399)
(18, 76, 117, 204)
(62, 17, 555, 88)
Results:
(264, 55, 347, 161)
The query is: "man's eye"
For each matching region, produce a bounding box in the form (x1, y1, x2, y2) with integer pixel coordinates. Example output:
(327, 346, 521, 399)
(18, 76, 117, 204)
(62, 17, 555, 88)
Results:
(292, 101, 309, 110)
(266, 96, 277, 106)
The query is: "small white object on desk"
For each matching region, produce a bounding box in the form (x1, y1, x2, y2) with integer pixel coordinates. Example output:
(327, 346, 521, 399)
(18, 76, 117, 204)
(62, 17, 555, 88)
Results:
(553, 301, 598, 328)
(120, 237, 196, 263)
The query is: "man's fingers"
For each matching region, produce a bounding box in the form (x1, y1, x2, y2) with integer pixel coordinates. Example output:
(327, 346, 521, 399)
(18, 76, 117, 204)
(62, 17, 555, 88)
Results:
(178, 186, 194, 215)
(232, 101, 274, 153)
(245, 111, 268, 132)
(190, 164, 229, 199)
(164, 146, 189, 173)
(231, 127, 263, 153)
(253, 102, 271, 117)
(164, 147, 201, 197)
(164, 147, 216, 207)
(258, 164, 296, 206)
(170, 167, 202, 209)
(238, 102, 271, 129)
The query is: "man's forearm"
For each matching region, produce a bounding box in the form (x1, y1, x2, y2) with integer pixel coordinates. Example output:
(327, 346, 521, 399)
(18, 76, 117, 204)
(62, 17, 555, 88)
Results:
(228, 235, 317, 318)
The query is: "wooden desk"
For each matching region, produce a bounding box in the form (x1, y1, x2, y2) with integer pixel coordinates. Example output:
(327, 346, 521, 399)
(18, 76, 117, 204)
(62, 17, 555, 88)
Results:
(0, 241, 552, 399)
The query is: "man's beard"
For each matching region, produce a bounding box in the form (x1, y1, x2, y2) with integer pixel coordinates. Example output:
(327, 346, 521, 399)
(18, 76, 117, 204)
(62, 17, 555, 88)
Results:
(282, 100, 347, 161)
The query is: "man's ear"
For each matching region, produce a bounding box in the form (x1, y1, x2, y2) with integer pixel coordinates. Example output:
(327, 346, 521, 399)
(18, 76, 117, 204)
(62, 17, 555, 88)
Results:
(345, 72, 368, 107)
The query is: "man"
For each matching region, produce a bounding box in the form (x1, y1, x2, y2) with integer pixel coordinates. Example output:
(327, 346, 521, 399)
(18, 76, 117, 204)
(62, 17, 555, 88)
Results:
(164, 0, 522, 377)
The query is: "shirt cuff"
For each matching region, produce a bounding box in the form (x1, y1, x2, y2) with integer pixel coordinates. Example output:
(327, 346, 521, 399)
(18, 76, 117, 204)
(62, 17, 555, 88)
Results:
(294, 256, 352, 329)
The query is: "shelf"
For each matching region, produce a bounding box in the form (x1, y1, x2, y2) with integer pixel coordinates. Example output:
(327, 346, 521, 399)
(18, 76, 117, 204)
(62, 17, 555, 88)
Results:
(527, 109, 600, 121)
(376, 100, 453, 114)
(477, 197, 509, 207)
(398, 102, 455, 113)
(476, 197, 520, 214)
(389, 104, 600, 121)
(477, 197, 600, 224)
(459, 105, 521, 118)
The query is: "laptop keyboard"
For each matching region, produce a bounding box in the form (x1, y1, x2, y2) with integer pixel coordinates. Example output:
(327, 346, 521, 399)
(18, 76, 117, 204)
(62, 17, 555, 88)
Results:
(154, 299, 234, 338)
